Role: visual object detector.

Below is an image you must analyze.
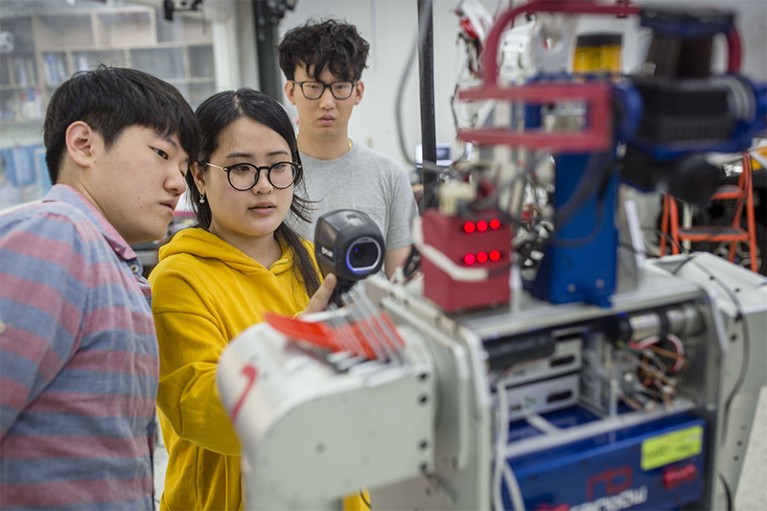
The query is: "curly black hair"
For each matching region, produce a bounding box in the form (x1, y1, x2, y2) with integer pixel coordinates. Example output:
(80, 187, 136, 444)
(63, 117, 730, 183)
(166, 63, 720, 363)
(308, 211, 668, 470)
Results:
(277, 18, 370, 82)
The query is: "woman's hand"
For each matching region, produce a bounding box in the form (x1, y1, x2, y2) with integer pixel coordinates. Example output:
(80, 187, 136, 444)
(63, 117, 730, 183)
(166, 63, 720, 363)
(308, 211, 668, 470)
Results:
(302, 273, 337, 315)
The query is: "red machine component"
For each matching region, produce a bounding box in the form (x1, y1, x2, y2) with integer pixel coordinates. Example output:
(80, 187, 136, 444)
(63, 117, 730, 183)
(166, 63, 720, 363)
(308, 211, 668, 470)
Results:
(662, 463, 698, 490)
(457, 81, 614, 152)
(421, 209, 512, 312)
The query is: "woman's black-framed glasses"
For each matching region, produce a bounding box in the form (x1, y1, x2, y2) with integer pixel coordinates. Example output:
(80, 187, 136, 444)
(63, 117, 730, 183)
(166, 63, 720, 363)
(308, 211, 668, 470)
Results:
(292, 80, 357, 100)
(205, 162, 298, 191)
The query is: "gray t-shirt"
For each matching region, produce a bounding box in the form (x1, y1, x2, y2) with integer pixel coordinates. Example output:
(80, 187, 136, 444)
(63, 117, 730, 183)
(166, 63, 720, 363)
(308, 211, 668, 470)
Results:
(290, 142, 416, 250)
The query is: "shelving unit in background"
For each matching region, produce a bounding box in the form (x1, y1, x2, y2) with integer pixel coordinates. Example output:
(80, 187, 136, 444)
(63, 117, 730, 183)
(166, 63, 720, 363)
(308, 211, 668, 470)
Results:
(0, 1, 216, 210)
(1, 3, 215, 123)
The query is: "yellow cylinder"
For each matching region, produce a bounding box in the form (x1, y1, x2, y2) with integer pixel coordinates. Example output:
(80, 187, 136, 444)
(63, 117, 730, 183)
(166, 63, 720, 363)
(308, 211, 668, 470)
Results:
(573, 33, 623, 74)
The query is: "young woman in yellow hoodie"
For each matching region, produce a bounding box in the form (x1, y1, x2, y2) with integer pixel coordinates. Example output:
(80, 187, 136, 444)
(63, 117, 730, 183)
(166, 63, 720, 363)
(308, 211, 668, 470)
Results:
(148, 88, 349, 510)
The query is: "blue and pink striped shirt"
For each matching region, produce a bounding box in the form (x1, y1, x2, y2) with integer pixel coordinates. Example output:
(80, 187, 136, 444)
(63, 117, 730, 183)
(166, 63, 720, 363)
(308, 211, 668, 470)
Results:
(0, 185, 158, 510)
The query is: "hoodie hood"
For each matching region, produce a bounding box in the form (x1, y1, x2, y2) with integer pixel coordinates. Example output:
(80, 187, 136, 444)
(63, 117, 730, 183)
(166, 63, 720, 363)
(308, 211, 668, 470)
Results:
(158, 227, 293, 276)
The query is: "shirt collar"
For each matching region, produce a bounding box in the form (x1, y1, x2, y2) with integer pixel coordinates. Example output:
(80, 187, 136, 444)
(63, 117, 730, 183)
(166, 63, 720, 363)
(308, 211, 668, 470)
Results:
(43, 184, 139, 262)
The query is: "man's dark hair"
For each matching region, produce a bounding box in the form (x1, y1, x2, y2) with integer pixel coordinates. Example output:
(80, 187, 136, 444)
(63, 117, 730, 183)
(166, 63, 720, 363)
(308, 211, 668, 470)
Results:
(277, 18, 370, 82)
(43, 65, 200, 184)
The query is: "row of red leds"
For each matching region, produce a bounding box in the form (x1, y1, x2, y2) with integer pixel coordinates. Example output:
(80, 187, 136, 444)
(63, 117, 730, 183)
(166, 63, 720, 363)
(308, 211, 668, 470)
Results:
(462, 218, 502, 234)
(463, 250, 503, 265)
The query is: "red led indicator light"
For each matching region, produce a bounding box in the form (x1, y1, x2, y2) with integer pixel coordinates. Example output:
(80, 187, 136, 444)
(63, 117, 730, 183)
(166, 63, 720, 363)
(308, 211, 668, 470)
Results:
(489, 218, 501, 230)
(463, 251, 503, 265)
(476, 220, 488, 232)
(463, 221, 476, 234)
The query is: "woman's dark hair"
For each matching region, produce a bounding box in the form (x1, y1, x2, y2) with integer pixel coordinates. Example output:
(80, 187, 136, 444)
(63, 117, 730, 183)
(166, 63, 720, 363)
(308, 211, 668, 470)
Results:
(277, 18, 370, 82)
(190, 88, 320, 296)
(43, 65, 200, 184)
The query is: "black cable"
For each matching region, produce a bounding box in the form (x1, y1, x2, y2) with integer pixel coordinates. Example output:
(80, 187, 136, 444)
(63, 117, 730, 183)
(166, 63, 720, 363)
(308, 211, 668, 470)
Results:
(523, 151, 614, 251)
(617, 232, 685, 261)
(617, 240, 646, 255)
(394, 2, 432, 169)
(400, 245, 422, 281)
(548, 187, 607, 249)
(718, 472, 733, 511)
(359, 490, 372, 509)
(395, 46, 418, 167)
(551, 151, 614, 229)
(450, 76, 478, 133)
(465, 150, 609, 270)
(418, 163, 448, 213)
(640, 225, 687, 257)
(670, 253, 699, 276)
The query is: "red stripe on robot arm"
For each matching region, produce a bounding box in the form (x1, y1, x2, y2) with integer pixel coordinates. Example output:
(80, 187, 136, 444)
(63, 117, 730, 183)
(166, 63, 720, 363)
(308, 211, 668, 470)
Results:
(263, 312, 340, 352)
(230, 364, 258, 423)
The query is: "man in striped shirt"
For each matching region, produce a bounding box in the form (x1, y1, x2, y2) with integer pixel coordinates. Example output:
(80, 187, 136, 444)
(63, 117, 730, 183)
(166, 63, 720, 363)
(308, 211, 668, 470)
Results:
(0, 66, 199, 510)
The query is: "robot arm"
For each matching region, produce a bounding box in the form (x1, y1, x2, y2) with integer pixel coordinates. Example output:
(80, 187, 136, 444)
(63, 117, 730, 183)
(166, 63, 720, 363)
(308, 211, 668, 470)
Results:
(216, 278, 491, 510)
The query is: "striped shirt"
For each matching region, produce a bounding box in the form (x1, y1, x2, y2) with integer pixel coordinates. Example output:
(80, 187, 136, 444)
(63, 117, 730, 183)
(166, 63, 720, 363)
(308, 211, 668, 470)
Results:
(0, 185, 158, 510)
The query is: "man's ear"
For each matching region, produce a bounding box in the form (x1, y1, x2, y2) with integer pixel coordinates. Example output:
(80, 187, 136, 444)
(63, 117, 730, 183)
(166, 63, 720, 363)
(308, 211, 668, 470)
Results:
(65, 121, 98, 168)
(284, 80, 297, 105)
(354, 80, 365, 105)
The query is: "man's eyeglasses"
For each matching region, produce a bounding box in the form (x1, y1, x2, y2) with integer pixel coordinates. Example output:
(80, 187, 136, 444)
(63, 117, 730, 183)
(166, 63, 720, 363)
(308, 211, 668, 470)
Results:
(205, 162, 298, 191)
(292, 80, 357, 100)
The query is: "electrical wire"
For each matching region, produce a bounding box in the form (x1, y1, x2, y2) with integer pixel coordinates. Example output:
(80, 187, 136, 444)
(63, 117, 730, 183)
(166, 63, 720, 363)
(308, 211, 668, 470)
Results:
(548, 185, 608, 249)
(503, 464, 525, 511)
(616, 334, 686, 410)
(492, 384, 508, 511)
(394, 0, 436, 170)
(525, 412, 559, 434)
(551, 151, 614, 232)
(514, 150, 616, 271)
(394, 23, 419, 168)
(640, 225, 688, 257)
(629, 334, 686, 374)
(617, 240, 649, 257)
(718, 472, 734, 511)
(398, 245, 422, 282)
(670, 253, 699, 276)
(359, 490, 372, 509)
(492, 383, 526, 511)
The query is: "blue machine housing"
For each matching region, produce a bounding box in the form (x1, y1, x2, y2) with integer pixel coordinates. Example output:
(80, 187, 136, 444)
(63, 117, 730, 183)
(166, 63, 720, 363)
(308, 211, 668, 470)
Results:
(528, 151, 620, 308)
(504, 412, 707, 510)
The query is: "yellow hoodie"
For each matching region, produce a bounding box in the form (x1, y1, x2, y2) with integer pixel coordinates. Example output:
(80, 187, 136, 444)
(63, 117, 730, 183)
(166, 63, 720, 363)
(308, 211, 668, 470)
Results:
(149, 227, 315, 510)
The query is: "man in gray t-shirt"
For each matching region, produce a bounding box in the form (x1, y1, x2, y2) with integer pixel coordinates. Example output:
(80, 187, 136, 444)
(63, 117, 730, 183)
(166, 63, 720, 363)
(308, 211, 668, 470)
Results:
(278, 18, 416, 278)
